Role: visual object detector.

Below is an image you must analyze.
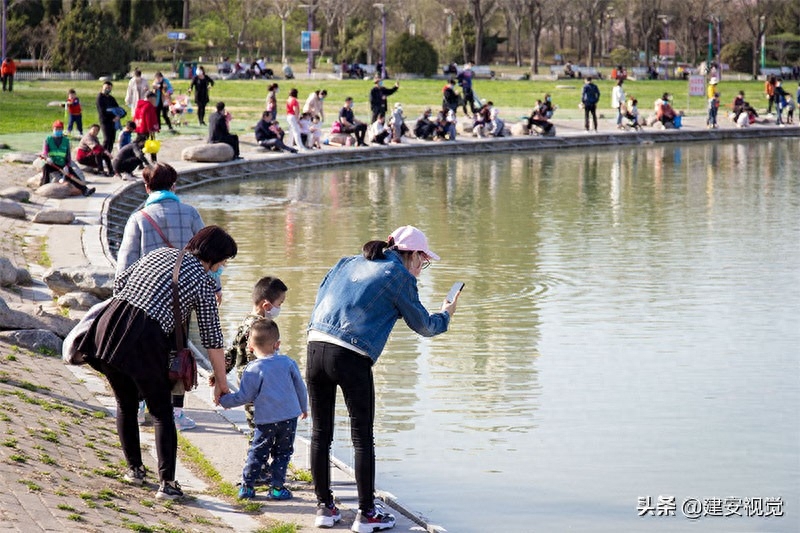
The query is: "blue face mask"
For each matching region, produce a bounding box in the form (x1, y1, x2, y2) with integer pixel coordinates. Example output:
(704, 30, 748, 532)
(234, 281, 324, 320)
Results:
(53, 130, 63, 137)
(208, 266, 224, 282)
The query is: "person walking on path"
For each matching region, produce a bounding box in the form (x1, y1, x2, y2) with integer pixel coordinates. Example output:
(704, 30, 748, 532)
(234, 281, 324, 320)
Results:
(97, 80, 122, 153)
(77, 226, 236, 501)
(188, 66, 214, 126)
(306, 225, 459, 531)
(369, 77, 399, 123)
(125, 69, 150, 109)
(582, 77, 600, 132)
(1, 57, 16, 92)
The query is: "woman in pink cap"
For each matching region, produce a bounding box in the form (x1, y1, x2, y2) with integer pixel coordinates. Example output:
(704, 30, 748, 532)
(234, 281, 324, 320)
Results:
(306, 225, 459, 531)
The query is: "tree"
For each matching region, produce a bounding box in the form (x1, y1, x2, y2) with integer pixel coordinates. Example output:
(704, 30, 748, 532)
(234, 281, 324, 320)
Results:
(500, 0, 528, 67)
(720, 41, 752, 73)
(206, 0, 269, 61)
(52, 0, 131, 77)
(112, 0, 132, 32)
(272, 0, 297, 64)
(466, 0, 499, 64)
(735, 0, 780, 78)
(387, 32, 438, 75)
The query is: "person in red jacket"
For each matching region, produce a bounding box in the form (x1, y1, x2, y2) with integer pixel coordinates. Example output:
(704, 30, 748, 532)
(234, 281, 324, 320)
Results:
(1, 57, 16, 92)
(134, 91, 160, 163)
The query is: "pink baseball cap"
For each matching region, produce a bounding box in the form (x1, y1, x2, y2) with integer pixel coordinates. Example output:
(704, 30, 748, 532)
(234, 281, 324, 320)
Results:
(389, 225, 440, 261)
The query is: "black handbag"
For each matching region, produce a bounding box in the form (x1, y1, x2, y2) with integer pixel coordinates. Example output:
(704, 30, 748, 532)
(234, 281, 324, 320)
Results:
(167, 250, 197, 391)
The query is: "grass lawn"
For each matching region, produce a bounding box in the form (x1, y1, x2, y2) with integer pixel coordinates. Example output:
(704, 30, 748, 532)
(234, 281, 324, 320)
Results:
(0, 73, 770, 139)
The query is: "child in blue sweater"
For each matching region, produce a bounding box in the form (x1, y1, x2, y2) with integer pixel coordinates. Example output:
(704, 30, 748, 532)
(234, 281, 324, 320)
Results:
(219, 318, 308, 500)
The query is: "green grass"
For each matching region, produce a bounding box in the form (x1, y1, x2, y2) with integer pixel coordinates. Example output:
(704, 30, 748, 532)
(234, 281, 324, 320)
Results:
(0, 74, 774, 149)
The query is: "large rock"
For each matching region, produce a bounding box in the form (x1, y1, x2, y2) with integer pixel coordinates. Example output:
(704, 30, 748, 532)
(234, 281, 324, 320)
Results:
(32, 209, 75, 225)
(181, 143, 234, 162)
(0, 329, 63, 354)
(0, 257, 18, 286)
(2, 152, 39, 164)
(0, 199, 26, 220)
(15, 268, 32, 286)
(0, 186, 31, 202)
(35, 182, 82, 198)
(42, 266, 115, 299)
(325, 133, 355, 146)
(0, 297, 78, 338)
(510, 122, 529, 136)
(57, 291, 102, 310)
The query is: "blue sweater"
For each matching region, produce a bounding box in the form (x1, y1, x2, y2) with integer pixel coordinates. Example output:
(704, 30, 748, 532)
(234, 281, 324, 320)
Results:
(219, 353, 308, 425)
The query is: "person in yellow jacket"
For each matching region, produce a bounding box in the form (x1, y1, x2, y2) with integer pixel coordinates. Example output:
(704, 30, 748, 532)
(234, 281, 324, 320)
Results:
(707, 77, 719, 99)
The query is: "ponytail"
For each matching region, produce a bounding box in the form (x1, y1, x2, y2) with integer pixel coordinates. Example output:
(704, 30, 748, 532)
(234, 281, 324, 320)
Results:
(362, 236, 395, 260)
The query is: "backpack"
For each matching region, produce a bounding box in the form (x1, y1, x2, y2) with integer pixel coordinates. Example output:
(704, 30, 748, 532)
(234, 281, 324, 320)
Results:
(583, 83, 600, 105)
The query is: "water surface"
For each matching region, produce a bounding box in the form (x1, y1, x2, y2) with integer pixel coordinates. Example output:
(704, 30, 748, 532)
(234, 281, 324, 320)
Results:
(185, 139, 799, 532)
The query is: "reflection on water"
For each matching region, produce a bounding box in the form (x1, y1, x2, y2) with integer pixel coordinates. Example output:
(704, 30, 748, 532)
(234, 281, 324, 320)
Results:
(185, 139, 799, 532)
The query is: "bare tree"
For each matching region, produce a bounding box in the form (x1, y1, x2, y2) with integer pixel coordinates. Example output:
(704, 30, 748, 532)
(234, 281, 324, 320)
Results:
(735, 0, 780, 78)
(207, 0, 270, 61)
(272, 0, 296, 64)
(630, 0, 662, 67)
(574, 0, 610, 66)
(500, 0, 529, 67)
(528, 0, 552, 74)
(466, 0, 500, 64)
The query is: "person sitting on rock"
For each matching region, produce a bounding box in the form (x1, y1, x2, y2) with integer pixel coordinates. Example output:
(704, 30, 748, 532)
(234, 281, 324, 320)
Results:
(413, 108, 437, 140)
(40, 120, 95, 196)
(255, 111, 297, 153)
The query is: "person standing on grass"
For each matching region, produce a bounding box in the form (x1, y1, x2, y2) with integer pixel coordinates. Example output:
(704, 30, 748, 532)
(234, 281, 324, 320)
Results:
(125, 69, 149, 109)
(1, 57, 16, 92)
(152, 72, 174, 132)
(188, 66, 214, 126)
(97, 80, 121, 153)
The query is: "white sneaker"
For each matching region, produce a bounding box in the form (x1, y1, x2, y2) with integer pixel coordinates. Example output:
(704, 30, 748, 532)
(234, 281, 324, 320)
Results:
(174, 410, 197, 431)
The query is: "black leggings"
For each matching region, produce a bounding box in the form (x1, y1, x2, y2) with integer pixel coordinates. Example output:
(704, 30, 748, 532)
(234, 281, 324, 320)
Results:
(307, 341, 375, 512)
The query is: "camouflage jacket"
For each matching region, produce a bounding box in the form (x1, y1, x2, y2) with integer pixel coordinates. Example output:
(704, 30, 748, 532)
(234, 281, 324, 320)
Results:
(224, 313, 262, 374)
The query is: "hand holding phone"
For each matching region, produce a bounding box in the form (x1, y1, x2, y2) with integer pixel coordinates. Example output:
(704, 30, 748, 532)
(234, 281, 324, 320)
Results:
(446, 282, 465, 303)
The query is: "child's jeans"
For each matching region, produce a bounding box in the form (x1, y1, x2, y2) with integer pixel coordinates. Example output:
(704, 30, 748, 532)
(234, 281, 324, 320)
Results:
(242, 418, 297, 488)
(707, 106, 718, 126)
(68, 114, 83, 134)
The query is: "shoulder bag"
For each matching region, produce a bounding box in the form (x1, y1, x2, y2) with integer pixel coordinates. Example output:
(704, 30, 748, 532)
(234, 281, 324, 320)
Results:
(168, 250, 197, 390)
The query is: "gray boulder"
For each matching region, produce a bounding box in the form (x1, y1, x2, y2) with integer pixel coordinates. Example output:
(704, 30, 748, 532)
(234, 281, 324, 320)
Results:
(35, 182, 82, 198)
(0, 186, 31, 202)
(2, 152, 38, 164)
(510, 122, 529, 136)
(57, 291, 102, 310)
(182, 143, 234, 162)
(0, 329, 63, 354)
(0, 297, 78, 338)
(42, 266, 115, 299)
(32, 209, 75, 225)
(15, 268, 32, 286)
(0, 258, 18, 287)
(0, 199, 26, 220)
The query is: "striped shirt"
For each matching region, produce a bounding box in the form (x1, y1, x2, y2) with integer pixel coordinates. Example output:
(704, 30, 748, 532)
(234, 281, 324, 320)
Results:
(114, 247, 223, 349)
(115, 199, 204, 277)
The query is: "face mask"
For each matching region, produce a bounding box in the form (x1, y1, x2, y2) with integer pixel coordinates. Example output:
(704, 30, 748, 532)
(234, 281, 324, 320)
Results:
(208, 265, 224, 282)
(53, 130, 63, 137)
(266, 305, 281, 319)
(104, 89, 111, 94)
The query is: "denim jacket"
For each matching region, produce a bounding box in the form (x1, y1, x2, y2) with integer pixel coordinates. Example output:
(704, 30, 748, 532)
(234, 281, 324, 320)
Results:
(308, 249, 450, 362)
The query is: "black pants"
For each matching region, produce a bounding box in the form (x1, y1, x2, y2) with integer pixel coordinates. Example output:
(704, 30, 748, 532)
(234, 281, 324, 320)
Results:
(307, 341, 375, 512)
(101, 121, 116, 153)
(157, 102, 172, 130)
(372, 130, 390, 144)
(197, 102, 207, 125)
(342, 124, 367, 145)
(258, 138, 295, 153)
(463, 87, 476, 115)
(1, 74, 13, 92)
(40, 164, 90, 194)
(214, 133, 239, 158)
(77, 152, 113, 175)
(584, 103, 598, 131)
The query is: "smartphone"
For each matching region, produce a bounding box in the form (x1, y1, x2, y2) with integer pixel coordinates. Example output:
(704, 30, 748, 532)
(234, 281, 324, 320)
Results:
(446, 282, 465, 303)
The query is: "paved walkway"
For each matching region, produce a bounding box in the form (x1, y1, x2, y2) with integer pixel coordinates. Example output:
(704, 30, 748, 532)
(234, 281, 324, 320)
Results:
(0, 115, 797, 532)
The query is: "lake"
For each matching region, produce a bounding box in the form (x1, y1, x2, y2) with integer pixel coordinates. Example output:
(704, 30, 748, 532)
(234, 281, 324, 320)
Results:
(183, 138, 799, 532)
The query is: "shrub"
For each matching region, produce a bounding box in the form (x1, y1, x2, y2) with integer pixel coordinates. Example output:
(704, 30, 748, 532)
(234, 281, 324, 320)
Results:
(720, 41, 753, 75)
(387, 33, 438, 77)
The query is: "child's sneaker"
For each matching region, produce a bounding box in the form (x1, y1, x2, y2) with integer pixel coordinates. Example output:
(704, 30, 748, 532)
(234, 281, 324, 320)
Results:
(123, 465, 145, 485)
(174, 409, 197, 431)
(267, 486, 292, 500)
(351, 503, 396, 532)
(155, 480, 184, 500)
(314, 502, 342, 528)
(238, 485, 256, 500)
